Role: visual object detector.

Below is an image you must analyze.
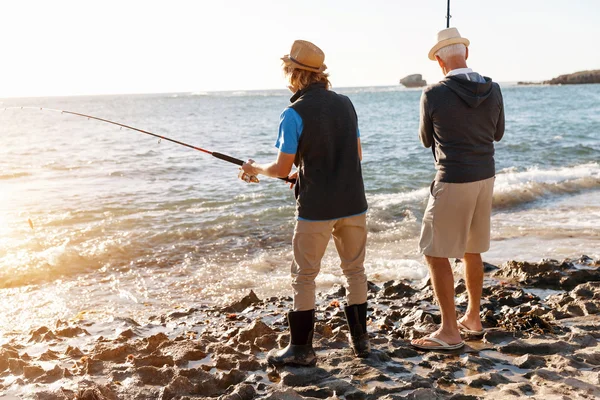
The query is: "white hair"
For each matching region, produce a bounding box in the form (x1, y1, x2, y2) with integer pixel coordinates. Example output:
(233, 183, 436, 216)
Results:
(435, 43, 467, 62)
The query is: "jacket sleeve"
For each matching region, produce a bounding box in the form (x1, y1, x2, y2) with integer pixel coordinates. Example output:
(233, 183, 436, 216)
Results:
(419, 91, 434, 148)
(494, 88, 505, 142)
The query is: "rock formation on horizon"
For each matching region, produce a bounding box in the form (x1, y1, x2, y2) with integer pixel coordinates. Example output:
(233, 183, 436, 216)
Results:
(400, 74, 427, 88)
(544, 69, 600, 85)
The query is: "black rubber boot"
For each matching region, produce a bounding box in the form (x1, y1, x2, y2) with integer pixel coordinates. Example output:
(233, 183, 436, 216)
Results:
(344, 302, 370, 358)
(267, 309, 316, 367)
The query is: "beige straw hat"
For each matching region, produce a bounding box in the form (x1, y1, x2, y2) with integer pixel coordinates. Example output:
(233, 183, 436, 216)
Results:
(428, 27, 470, 61)
(281, 40, 327, 73)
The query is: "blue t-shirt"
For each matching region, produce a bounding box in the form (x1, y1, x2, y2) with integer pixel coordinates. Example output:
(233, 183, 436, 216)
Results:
(275, 108, 360, 155)
(275, 107, 365, 221)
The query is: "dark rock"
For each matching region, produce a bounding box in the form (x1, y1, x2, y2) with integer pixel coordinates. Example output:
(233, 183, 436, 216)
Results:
(280, 366, 330, 386)
(458, 371, 511, 387)
(9, 358, 26, 374)
(381, 281, 416, 299)
(222, 290, 261, 313)
(215, 369, 247, 390)
(135, 365, 174, 386)
(65, 346, 84, 358)
(498, 339, 574, 355)
(400, 74, 427, 88)
(160, 375, 195, 399)
(494, 259, 599, 290)
(218, 383, 256, 400)
(93, 344, 136, 362)
(512, 354, 546, 369)
(36, 365, 64, 383)
(133, 354, 175, 368)
(544, 70, 600, 85)
(461, 354, 497, 372)
(55, 326, 90, 338)
(294, 385, 334, 398)
(144, 332, 170, 352)
(237, 320, 275, 343)
(179, 368, 220, 396)
(23, 364, 45, 380)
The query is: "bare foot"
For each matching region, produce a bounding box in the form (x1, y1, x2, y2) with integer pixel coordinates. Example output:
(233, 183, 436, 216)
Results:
(458, 315, 483, 332)
(411, 327, 462, 347)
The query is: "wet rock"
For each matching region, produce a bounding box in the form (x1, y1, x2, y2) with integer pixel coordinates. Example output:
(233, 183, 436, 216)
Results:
(117, 328, 137, 340)
(160, 375, 195, 399)
(23, 364, 45, 380)
(458, 371, 511, 387)
(222, 290, 261, 313)
(136, 365, 175, 385)
(133, 354, 175, 368)
(9, 358, 26, 374)
(381, 281, 416, 299)
(461, 354, 497, 372)
(179, 368, 220, 395)
(398, 388, 445, 399)
(36, 365, 65, 383)
(280, 366, 330, 387)
(93, 343, 136, 362)
(167, 307, 198, 320)
(255, 333, 279, 350)
(82, 357, 104, 375)
(65, 346, 84, 358)
(75, 384, 118, 400)
(55, 326, 90, 338)
(39, 349, 60, 361)
(144, 332, 170, 352)
(237, 320, 275, 343)
(261, 388, 307, 400)
(494, 259, 599, 290)
(216, 369, 247, 390)
(498, 339, 574, 355)
(294, 385, 334, 398)
(513, 354, 546, 369)
(218, 383, 257, 400)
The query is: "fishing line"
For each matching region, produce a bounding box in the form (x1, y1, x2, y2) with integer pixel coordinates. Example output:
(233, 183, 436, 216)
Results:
(3, 107, 296, 184)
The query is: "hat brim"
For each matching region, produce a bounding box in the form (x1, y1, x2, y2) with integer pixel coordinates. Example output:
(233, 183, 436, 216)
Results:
(428, 37, 470, 61)
(281, 55, 327, 73)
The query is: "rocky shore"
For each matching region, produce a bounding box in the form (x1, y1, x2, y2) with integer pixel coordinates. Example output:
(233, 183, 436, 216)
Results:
(1, 256, 599, 400)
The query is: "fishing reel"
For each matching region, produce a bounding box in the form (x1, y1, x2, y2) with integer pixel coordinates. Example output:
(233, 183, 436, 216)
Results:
(238, 169, 259, 184)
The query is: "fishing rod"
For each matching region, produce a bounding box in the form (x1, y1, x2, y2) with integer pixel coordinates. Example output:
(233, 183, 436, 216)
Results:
(3, 107, 296, 184)
(446, 0, 451, 28)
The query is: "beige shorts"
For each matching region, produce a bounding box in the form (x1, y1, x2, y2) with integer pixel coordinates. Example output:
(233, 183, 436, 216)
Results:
(419, 177, 494, 259)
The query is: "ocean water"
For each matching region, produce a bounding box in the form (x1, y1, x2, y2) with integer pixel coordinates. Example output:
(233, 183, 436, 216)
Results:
(0, 84, 599, 336)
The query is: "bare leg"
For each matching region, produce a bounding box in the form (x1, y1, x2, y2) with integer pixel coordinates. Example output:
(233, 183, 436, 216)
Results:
(458, 252, 484, 331)
(411, 256, 462, 346)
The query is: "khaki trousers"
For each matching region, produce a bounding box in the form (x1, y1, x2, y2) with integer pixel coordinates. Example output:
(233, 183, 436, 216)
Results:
(291, 213, 368, 311)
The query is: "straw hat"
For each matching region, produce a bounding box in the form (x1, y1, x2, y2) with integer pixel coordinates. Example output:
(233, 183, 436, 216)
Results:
(428, 27, 470, 61)
(281, 40, 327, 73)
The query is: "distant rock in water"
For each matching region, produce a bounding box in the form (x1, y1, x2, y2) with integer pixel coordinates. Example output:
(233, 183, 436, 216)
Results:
(400, 74, 427, 88)
(544, 70, 600, 85)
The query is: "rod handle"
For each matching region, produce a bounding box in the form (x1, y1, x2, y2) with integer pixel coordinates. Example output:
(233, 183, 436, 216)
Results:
(212, 152, 297, 184)
(212, 152, 244, 166)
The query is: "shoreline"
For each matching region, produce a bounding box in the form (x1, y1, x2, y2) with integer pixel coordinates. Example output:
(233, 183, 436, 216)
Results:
(1, 255, 599, 400)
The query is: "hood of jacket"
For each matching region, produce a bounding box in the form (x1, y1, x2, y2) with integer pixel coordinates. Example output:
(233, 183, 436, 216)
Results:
(441, 74, 494, 108)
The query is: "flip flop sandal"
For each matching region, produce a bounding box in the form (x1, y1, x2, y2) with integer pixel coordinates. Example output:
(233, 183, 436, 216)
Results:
(457, 320, 486, 336)
(411, 336, 465, 351)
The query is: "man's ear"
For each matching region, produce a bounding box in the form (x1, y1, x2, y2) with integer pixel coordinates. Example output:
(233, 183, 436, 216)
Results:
(435, 55, 444, 70)
(465, 47, 469, 60)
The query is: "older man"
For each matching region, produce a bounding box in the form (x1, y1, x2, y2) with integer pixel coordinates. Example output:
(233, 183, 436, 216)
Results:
(412, 28, 505, 350)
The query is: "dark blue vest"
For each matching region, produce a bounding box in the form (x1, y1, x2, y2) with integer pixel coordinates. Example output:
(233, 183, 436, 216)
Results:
(289, 83, 368, 220)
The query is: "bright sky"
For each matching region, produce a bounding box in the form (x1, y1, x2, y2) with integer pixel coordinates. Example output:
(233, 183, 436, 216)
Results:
(1, 0, 598, 97)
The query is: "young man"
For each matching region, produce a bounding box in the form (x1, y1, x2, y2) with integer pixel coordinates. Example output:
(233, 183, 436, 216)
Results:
(241, 40, 369, 365)
(412, 28, 505, 350)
